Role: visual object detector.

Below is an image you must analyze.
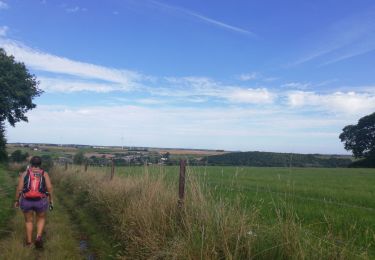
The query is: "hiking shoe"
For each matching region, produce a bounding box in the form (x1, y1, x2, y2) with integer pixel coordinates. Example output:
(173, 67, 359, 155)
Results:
(35, 235, 43, 249)
(24, 241, 33, 248)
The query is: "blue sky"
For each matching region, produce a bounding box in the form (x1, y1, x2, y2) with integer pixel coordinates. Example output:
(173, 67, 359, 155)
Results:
(1, 0, 375, 153)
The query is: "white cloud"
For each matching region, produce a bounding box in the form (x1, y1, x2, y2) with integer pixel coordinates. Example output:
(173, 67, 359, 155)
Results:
(281, 82, 311, 90)
(0, 1, 8, 9)
(238, 72, 278, 82)
(65, 5, 87, 13)
(238, 72, 258, 81)
(0, 39, 276, 102)
(136, 98, 166, 105)
(287, 91, 375, 115)
(39, 77, 131, 93)
(0, 25, 8, 37)
(225, 88, 275, 104)
(160, 76, 276, 104)
(0, 38, 274, 103)
(0, 39, 143, 87)
(1, 38, 373, 118)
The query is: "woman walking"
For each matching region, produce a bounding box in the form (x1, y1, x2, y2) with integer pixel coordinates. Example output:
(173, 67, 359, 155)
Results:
(14, 156, 53, 248)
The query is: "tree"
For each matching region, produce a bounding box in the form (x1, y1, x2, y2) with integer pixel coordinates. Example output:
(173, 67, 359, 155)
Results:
(10, 149, 29, 162)
(339, 112, 375, 167)
(73, 151, 85, 165)
(0, 123, 7, 161)
(0, 48, 42, 161)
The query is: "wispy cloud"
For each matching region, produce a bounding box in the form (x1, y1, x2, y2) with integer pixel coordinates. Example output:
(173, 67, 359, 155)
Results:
(0, 39, 143, 87)
(238, 72, 258, 81)
(281, 82, 311, 90)
(149, 0, 256, 37)
(0, 25, 8, 37)
(291, 7, 375, 66)
(39, 77, 132, 93)
(0, 38, 273, 104)
(0, 1, 8, 9)
(320, 43, 375, 66)
(65, 6, 87, 13)
(1, 37, 374, 116)
(159, 76, 275, 104)
(237, 72, 278, 82)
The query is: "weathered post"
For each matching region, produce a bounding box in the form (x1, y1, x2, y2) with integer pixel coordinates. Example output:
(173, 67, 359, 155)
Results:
(110, 159, 115, 180)
(84, 161, 88, 172)
(64, 162, 68, 171)
(178, 159, 186, 207)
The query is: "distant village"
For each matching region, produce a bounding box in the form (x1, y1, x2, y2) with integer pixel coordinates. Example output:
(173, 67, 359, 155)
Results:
(8, 143, 226, 167)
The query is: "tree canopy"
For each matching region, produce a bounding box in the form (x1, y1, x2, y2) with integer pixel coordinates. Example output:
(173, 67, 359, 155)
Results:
(339, 112, 375, 167)
(0, 48, 42, 126)
(0, 48, 42, 161)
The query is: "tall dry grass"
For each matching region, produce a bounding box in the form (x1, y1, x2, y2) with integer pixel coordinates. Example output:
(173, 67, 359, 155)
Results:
(52, 166, 367, 259)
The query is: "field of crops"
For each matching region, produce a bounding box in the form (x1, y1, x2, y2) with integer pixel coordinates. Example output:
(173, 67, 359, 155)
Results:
(105, 165, 375, 256)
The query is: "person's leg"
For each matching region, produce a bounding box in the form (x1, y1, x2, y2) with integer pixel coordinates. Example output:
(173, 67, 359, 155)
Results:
(23, 211, 34, 244)
(35, 211, 46, 237)
(35, 198, 48, 238)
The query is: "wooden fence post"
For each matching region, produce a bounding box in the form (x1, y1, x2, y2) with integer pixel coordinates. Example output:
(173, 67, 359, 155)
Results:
(64, 162, 68, 171)
(178, 159, 186, 207)
(84, 161, 88, 172)
(110, 159, 115, 180)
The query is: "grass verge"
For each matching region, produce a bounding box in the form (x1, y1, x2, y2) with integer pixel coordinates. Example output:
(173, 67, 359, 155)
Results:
(52, 165, 370, 259)
(0, 164, 17, 239)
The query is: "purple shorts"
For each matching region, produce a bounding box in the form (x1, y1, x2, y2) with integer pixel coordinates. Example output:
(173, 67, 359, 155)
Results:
(20, 197, 49, 213)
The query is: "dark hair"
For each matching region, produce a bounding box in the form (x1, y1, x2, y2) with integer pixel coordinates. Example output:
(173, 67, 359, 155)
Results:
(30, 156, 42, 167)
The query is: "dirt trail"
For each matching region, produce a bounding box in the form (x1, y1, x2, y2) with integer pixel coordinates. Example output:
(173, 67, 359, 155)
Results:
(0, 195, 84, 259)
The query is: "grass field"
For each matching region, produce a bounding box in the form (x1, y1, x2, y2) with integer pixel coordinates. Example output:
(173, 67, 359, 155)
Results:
(98, 165, 375, 257)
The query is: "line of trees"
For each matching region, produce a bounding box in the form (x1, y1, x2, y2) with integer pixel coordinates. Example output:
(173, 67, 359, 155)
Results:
(206, 151, 352, 168)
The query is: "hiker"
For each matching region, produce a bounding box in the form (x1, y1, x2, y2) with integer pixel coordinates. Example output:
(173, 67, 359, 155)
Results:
(14, 156, 54, 248)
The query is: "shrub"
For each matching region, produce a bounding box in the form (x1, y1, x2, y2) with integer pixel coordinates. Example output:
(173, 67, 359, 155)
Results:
(10, 150, 29, 163)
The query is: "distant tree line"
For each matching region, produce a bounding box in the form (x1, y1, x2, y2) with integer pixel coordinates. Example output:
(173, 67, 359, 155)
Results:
(205, 151, 352, 168)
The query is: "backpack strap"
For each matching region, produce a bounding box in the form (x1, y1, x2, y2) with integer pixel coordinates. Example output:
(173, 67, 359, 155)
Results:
(39, 170, 45, 192)
(23, 169, 31, 192)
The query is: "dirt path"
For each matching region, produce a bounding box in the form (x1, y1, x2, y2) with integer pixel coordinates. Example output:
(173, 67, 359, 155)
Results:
(0, 168, 85, 260)
(0, 198, 84, 259)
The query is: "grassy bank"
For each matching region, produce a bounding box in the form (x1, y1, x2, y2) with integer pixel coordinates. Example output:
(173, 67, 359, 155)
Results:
(0, 164, 17, 238)
(52, 165, 369, 259)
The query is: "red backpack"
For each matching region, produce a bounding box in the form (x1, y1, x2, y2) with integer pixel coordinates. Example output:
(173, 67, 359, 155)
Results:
(22, 168, 48, 199)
